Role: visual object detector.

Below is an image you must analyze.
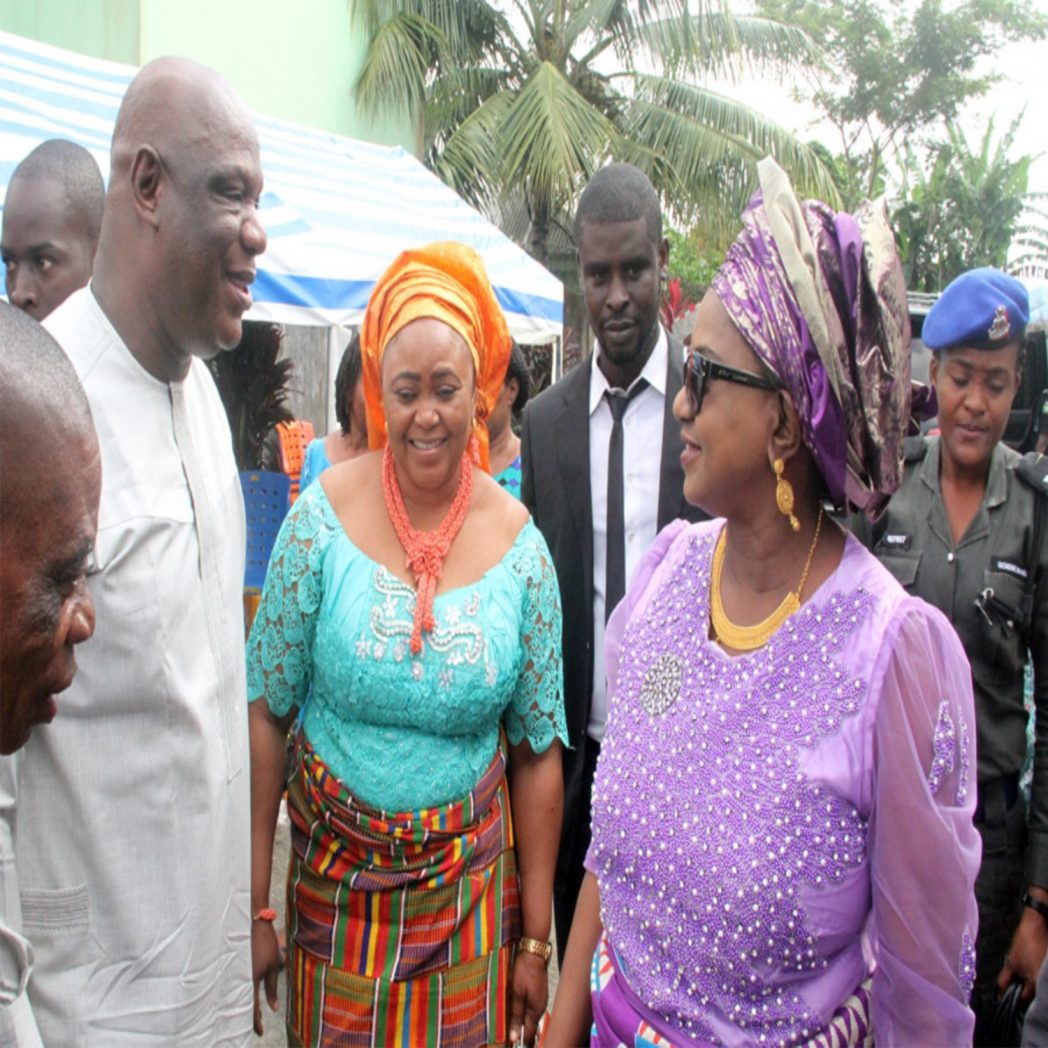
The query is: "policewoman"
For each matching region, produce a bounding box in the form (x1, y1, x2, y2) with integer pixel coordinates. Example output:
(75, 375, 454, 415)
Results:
(853, 268, 1048, 1042)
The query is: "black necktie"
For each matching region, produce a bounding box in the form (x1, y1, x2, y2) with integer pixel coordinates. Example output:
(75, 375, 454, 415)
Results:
(605, 379, 648, 621)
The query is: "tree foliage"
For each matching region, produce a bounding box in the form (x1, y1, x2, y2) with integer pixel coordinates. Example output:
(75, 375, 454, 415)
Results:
(666, 226, 724, 304)
(892, 117, 1048, 291)
(755, 0, 1048, 206)
(350, 0, 839, 265)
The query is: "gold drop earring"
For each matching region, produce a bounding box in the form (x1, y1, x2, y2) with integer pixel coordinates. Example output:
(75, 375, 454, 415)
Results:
(773, 458, 800, 532)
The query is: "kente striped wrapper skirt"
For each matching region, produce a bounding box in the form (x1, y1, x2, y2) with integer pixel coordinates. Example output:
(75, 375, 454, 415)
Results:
(285, 735, 521, 1047)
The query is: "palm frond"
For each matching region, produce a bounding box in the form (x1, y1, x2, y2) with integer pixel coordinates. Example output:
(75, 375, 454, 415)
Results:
(498, 61, 618, 202)
(428, 91, 515, 208)
(354, 12, 446, 119)
(424, 64, 513, 142)
(349, 0, 503, 58)
(561, 0, 639, 55)
(628, 74, 840, 210)
(633, 10, 817, 79)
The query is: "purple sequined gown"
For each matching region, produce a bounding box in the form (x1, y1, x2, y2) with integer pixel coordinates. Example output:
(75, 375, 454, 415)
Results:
(587, 519, 980, 1046)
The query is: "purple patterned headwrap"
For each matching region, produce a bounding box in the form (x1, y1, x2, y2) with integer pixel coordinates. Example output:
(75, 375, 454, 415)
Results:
(712, 158, 912, 519)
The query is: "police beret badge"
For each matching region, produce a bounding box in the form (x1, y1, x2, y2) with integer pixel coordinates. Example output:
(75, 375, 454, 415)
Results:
(988, 305, 1010, 341)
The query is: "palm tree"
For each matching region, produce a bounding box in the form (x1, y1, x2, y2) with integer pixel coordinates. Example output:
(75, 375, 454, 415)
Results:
(350, 0, 839, 266)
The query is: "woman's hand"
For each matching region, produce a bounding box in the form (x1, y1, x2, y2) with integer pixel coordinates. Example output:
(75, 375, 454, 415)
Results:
(252, 920, 283, 1035)
(506, 740, 562, 1044)
(508, 950, 548, 1046)
(249, 699, 295, 1034)
(546, 873, 602, 1047)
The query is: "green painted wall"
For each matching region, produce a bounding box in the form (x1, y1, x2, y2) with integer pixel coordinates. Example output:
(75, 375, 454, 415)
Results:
(0, 0, 415, 152)
(0, 0, 140, 64)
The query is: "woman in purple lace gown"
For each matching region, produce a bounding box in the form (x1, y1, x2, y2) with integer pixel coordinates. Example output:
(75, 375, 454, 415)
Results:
(547, 159, 981, 1047)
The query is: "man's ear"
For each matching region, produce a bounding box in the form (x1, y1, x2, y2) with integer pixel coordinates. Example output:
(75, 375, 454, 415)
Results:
(130, 146, 163, 230)
(658, 235, 669, 274)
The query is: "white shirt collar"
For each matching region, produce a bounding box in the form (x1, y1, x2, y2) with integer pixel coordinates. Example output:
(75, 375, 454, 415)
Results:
(588, 325, 668, 415)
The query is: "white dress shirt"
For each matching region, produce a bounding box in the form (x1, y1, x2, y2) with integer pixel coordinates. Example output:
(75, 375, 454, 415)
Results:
(0, 754, 42, 1048)
(587, 328, 669, 740)
(16, 288, 252, 1046)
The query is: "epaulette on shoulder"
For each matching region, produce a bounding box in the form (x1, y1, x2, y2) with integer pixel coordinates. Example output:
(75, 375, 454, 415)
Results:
(903, 435, 928, 464)
(1016, 453, 1048, 498)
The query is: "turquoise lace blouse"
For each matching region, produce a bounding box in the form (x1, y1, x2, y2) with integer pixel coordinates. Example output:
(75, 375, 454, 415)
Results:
(246, 483, 567, 811)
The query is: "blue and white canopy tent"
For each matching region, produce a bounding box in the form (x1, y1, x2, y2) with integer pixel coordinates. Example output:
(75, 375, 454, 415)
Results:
(0, 30, 563, 347)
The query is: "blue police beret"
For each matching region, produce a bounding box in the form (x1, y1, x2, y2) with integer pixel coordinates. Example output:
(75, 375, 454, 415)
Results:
(923, 267, 1029, 351)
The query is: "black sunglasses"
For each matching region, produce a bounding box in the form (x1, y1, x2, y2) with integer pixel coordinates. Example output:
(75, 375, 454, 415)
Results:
(683, 350, 781, 415)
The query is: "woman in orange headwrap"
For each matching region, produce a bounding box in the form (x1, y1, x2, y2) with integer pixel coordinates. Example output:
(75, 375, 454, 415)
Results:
(248, 242, 566, 1047)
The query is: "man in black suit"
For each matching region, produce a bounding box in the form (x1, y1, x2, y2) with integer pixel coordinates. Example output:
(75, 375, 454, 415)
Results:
(521, 163, 705, 959)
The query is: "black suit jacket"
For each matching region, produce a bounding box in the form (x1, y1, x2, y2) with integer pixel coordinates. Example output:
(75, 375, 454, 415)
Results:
(520, 333, 705, 892)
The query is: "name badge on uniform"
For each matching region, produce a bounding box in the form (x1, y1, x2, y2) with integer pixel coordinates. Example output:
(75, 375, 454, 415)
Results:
(881, 533, 911, 550)
(992, 558, 1028, 580)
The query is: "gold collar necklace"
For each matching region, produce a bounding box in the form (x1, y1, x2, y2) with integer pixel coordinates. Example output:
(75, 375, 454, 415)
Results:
(710, 507, 824, 652)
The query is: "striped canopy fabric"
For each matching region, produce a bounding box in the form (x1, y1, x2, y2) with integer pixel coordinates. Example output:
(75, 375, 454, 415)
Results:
(0, 31, 563, 343)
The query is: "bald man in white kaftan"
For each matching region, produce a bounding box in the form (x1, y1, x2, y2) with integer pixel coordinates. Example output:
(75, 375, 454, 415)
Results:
(13, 53, 266, 1047)
(16, 288, 252, 1046)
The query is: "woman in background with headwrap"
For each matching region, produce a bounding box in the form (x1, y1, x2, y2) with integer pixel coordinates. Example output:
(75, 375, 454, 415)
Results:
(248, 242, 566, 1047)
(547, 159, 980, 1046)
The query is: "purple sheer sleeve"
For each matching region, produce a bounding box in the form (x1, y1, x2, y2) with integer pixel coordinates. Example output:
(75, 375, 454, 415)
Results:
(867, 600, 980, 1045)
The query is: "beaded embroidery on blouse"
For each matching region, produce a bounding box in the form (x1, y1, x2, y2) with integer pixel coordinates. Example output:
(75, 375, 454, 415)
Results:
(928, 702, 956, 797)
(360, 569, 494, 684)
(956, 713, 971, 807)
(959, 929, 976, 1001)
(590, 530, 873, 1045)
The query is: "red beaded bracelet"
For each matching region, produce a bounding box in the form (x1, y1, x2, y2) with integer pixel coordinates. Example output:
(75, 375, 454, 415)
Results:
(253, 907, 277, 923)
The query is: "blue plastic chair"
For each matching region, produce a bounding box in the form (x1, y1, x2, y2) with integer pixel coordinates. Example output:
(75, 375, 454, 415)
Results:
(240, 470, 291, 592)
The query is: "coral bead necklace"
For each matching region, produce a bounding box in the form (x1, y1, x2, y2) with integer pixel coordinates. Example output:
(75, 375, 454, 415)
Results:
(382, 443, 474, 654)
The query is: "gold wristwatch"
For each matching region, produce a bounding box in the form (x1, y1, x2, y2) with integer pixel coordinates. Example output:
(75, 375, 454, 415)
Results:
(517, 936, 553, 964)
